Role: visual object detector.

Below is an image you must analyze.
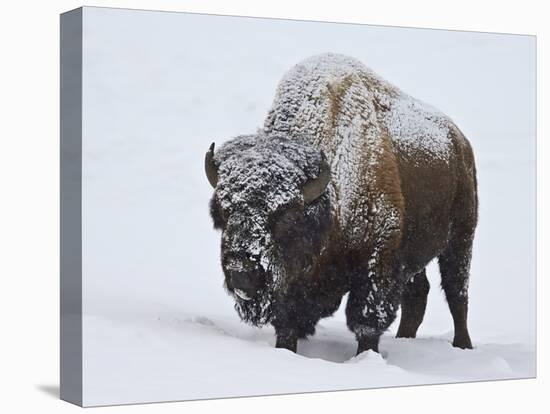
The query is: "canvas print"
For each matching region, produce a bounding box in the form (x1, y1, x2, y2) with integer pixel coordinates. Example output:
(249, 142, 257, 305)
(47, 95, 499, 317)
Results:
(60, 6, 536, 407)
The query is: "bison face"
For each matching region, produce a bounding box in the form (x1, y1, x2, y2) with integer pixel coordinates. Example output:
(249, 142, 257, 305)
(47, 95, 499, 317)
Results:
(206, 134, 332, 326)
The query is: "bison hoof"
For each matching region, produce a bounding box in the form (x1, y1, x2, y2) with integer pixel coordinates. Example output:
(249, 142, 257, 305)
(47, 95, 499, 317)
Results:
(395, 328, 417, 339)
(452, 335, 473, 349)
(356, 335, 380, 355)
(275, 335, 298, 353)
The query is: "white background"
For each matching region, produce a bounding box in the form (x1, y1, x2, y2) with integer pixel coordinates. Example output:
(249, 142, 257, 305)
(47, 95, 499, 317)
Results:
(0, 0, 548, 413)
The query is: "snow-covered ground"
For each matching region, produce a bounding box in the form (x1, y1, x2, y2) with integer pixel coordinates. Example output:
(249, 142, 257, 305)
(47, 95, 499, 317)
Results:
(80, 7, 536, 407)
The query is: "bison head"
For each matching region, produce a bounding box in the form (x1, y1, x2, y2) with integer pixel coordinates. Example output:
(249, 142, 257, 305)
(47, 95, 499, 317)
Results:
(206, 133, 332, 326)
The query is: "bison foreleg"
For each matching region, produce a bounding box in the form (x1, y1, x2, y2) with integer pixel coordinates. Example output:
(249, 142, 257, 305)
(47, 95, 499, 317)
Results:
(346, 269, 401, 355)
(274, 327, 298, 353)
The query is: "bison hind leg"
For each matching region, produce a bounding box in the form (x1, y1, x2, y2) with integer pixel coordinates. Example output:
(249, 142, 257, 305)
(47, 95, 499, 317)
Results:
(396, 268, 430, 339)
(438, 233, 474, 350)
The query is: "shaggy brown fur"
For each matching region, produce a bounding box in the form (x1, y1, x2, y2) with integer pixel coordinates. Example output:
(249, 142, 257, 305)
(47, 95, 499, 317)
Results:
(208, 53, 478, 355)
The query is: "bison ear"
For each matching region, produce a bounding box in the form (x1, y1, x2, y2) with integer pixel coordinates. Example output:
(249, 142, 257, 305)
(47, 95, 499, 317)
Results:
(205, 142, 218, 188)
(301, 152, 331, 204)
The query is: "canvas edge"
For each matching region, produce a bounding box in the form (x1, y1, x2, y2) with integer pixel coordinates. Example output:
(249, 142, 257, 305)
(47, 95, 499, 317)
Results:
(60, 7, 83, 407)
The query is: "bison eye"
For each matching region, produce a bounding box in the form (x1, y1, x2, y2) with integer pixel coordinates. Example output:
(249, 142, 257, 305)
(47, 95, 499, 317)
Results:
(271, 205, 302, 236)
(209, 198, 226, 229)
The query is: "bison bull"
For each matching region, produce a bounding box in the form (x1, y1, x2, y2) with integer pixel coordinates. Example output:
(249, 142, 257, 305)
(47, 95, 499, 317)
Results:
(205, 53, 478, 355)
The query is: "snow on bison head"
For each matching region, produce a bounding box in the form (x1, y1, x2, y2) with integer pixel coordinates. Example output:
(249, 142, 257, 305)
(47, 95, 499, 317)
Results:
(206, 133, 332, 326)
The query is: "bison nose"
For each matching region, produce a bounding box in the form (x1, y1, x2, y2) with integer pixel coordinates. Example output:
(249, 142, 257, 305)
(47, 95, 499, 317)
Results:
(231, 271, 260, 300)
(231, 272, 262, 300)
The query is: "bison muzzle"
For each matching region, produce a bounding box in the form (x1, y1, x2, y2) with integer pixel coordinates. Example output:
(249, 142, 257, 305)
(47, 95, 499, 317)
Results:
(205, 53, 478, 356)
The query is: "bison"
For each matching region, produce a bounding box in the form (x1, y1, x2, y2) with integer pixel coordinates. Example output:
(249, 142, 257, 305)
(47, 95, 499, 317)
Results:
(205, 53, 477, 356)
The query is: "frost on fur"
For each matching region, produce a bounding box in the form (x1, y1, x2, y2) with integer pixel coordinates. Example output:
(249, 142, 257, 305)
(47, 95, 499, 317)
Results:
(207, 53, 478, 354)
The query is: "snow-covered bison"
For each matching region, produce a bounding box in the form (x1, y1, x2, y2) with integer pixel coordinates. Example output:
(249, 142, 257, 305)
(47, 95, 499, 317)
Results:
(205, 53, 478, 355)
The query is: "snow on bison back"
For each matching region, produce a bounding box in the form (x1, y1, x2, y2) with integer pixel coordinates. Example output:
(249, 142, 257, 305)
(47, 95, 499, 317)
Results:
(205, 53, 478, 356)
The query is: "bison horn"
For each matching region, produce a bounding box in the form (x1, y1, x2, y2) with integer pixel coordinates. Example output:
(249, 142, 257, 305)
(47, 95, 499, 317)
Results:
(205, 142, 218, 188)
(302, 153, 331, 204)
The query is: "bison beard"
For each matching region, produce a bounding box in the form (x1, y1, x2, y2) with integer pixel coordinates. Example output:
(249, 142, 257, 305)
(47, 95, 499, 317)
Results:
(232, 285, 274, 326)
(228, 249, 280, 326)
(205, 53, 478, 356)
